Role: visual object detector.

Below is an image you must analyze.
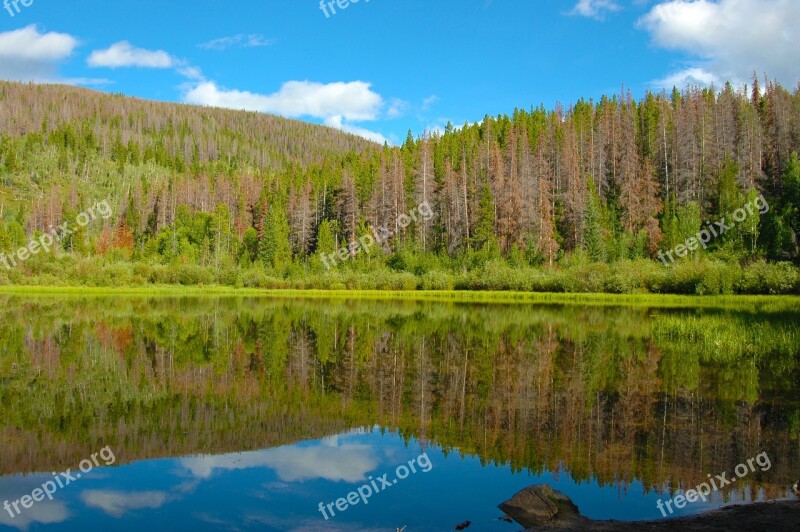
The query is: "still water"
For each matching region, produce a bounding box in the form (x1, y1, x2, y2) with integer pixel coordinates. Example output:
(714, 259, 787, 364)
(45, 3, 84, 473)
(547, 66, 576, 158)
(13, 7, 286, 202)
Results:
(0, 295, 797, 530)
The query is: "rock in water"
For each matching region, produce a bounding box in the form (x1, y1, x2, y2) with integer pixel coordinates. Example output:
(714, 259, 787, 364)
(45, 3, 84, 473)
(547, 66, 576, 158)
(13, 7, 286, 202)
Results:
(497, 484, 587, 528)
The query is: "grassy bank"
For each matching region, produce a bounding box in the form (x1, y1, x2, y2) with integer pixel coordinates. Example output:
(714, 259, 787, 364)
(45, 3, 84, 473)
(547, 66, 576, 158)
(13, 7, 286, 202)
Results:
(2, 285, 799, 311)
(2, 255, 800, 297)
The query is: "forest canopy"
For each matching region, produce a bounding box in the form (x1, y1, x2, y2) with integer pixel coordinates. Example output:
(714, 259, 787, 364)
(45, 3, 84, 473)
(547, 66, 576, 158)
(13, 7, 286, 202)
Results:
(1, 79, 799, 294)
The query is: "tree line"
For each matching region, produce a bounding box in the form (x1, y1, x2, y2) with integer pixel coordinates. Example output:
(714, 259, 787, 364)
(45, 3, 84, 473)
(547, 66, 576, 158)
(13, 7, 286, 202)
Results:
(1, 79, 799, 290)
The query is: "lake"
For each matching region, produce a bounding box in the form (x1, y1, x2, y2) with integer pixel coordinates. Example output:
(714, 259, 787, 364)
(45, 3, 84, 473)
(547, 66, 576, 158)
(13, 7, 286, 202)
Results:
(0, 294, 798, 530)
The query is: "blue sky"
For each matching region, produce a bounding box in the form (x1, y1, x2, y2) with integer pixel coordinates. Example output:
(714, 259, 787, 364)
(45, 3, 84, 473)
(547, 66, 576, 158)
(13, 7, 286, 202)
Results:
(0, 0, 798, 144)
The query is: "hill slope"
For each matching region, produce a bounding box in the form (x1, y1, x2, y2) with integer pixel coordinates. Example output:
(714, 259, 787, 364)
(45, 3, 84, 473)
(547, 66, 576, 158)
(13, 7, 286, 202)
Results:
(0, 81, 376, 175)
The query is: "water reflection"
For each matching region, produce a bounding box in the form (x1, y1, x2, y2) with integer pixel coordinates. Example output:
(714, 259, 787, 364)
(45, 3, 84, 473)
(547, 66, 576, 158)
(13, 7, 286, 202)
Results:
(0, 295, 797, 529)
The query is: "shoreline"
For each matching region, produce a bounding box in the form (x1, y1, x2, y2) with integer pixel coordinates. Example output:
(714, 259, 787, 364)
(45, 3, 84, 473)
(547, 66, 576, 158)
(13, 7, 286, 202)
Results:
(0, 285, 799, 309)
(527, 498, 800, 530)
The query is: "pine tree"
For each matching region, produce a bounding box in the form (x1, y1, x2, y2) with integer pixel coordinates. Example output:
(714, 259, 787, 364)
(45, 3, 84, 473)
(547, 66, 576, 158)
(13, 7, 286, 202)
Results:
(260, 205, 292, 271)
(472, 183, 498, 255)
(583, 178, 606, 262)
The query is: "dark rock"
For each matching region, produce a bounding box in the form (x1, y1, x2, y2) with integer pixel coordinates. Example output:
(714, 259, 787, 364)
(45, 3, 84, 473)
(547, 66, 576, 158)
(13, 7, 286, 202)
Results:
(497, 484, 587, 528)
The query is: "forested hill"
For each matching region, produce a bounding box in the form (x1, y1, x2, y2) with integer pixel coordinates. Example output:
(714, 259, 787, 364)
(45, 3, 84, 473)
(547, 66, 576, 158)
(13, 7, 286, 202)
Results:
(0, 81, 376, 176)
(1, 79, 799, 293)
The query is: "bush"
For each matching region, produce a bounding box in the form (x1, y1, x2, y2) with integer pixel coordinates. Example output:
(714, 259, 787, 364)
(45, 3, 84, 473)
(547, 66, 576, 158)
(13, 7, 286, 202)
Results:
(562, 262, 611, 293)
(240, 269, 286, 288)
(737, 261, 800, 295)
(661, 261, 705, 294)
(603, 259, 659, 294)
(133, 262, 155, 283)
(214, 268, 240, 287)
(696, 261, 741, 295)
(478, 260, 534, 291)
(420, 270, 455, 290)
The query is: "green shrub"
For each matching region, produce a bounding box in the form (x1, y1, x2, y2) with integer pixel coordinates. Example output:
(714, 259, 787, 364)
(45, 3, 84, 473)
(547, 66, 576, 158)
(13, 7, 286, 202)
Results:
(420, 271, 454, 290)
(603, 259, 658, 294)
(737, 261, 800, 295)
(214, 268, 240, 286)
(661, 261, 705, 294)
(696, 261, 741, 295)
(562, 262, 610, 293)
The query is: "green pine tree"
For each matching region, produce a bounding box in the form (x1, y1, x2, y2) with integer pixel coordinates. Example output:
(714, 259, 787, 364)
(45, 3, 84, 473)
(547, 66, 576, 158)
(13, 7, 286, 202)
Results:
(583, 178, 606, 262)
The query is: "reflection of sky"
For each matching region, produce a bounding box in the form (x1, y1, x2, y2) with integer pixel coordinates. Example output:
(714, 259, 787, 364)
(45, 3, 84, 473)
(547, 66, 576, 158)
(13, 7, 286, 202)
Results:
(0, 429, 787, 531)
(179, 432, 379, 483)
(0, 477, 69, 529)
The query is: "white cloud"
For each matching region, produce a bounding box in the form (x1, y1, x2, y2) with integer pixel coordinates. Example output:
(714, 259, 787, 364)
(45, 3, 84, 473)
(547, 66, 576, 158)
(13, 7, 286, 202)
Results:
(177, 66, 204, 81)
(183, 80, 387, 143)
(179, 435, 379, 483)
(184, 80, 382, 121)
(421, 95, 440, 111)
(570, 0, 621, 19)
(0, 477, 70, 529)
(652, 66, 721, 89)
(80, 490, 168, 518)
(324, 115, 388, 144)
(199, 34, 276, 50)
(386, 98, 409, 119)
(640, 0, 800, 87)
(0, 25, 77, 61)
(0, 501, 69, 530)
(87, 41, 178, 68)
(0, 25, 78, 82)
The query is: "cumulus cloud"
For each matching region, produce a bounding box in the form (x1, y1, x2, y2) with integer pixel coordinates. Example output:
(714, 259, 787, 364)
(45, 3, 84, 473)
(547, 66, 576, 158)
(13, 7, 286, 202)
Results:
(199, 34, 276, 50)
(179, 435, 380, 483)
(640, 0, 800, 87)
(87, 41, 178, 68)
(570, 0, 621, 19)
(80, 490, 168, 518)
(0, 477, 70, 529)
(652, 66, 722, 89)
(0, 25, 78, 82)
(324, 115, 387, 144)
(184, 80, 382, 121)
(0, 25, 77, 61)
(183, 80, 387, 143)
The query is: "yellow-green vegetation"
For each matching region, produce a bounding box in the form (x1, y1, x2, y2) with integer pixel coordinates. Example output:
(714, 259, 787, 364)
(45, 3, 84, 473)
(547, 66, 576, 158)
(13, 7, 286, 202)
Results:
(2, 284, 800, 310)
(2, 254, 799, 296)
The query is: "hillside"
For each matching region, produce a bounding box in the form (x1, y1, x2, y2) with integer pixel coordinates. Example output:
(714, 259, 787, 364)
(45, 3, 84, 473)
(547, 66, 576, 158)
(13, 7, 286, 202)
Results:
(0, 81, 376, 177)
(0, 80, 799, 294)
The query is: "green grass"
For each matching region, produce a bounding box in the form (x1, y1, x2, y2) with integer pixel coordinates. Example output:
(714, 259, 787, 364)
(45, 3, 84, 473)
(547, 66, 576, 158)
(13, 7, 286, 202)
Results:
(1, 285, 799, 311)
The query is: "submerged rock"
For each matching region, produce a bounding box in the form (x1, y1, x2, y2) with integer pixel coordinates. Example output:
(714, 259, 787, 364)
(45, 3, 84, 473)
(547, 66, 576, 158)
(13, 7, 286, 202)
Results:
(497, 484, 587, 528)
